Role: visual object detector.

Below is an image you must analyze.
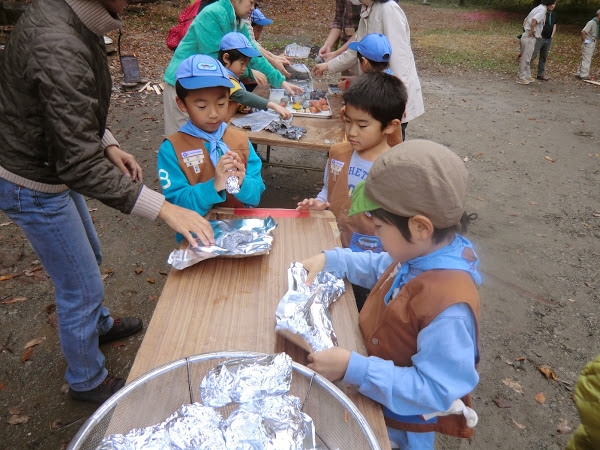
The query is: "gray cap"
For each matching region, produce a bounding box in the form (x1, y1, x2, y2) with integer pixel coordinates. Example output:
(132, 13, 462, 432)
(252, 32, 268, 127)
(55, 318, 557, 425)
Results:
(349, 140, 468, 228)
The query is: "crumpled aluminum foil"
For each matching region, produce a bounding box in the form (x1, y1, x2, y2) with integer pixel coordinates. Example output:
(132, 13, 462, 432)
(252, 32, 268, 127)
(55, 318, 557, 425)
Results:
(167, 217, 277, 270)
(265, 120, 307, 140)
(223, 394, 315, 450)
(225, 174, 240, 194)
(200, 353, 292, 408)
(275, 262, 346, 353)
(97, 403, 225, 449)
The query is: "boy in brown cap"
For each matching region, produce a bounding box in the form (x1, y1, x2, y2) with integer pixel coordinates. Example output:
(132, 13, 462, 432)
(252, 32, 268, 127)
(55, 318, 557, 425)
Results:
(300, 140, 482, 449)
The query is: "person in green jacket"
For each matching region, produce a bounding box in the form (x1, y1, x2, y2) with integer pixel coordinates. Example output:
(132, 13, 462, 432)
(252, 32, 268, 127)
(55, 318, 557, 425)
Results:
(163, 0, 303, 135)
(566, 355, 600, 450)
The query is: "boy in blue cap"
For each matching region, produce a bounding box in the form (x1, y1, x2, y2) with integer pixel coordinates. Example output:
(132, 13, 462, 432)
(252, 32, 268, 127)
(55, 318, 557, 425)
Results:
(218, 32, 291, 120)
(157, 54, 265, 240)
(300, 140, 481, 449)
(250, 7, 273, 40)
(337, 33, 392, 91)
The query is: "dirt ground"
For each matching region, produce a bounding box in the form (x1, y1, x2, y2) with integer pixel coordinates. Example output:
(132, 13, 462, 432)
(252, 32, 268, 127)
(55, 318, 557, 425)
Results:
(2, 2, 600, 449)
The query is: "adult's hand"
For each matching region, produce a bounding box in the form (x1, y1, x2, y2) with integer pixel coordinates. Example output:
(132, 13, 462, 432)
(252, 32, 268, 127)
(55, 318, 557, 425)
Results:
(251, 69, 268, 87)
(318, 43, 332, 59)
(105, 145, 143, 182)
(158, 201, 215, 247)
(281, 81, 304, 96)
(313, 63, 328, 77)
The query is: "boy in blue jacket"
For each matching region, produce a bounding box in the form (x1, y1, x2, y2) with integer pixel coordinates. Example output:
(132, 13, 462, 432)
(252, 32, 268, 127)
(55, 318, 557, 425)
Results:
(157, 54, 265, 241)
(301, 140, 481, 449)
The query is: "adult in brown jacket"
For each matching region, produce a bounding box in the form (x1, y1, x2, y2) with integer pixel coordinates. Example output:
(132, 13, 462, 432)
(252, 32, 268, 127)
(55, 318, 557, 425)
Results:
(0, 0, 213, 405)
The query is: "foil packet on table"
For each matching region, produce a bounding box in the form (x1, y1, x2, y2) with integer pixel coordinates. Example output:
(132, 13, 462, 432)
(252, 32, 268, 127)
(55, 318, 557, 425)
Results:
(200, 353, 292, 407)
(275, 262, 346, 353)
(231, 109, 281, 132)
(265, 120, 307, 140)
(167, 217, 277, 270)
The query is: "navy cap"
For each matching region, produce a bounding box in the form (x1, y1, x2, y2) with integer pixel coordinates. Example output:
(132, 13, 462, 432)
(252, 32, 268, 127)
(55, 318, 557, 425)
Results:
(250, 7, 273, 26)
(219, 32, 261, 57)
(348, 33, 392, 63)
(175, 54, 234, 90)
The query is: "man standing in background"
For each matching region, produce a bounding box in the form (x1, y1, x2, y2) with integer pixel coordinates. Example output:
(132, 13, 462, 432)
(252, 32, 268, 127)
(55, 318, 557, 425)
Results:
(530, 1, 556, 81)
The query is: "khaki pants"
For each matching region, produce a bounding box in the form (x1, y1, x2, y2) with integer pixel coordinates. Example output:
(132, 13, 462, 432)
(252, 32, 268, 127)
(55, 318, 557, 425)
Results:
(163, 83, 189, 136)
(577, 40, 597, 78)
(517, 34, 536, 81)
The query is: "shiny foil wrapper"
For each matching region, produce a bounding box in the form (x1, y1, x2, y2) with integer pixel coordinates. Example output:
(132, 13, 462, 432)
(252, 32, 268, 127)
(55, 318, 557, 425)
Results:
(223, 394, 315, 450)
(167, 217, 277, 270)
(275, 262, 345, 353)
(97, 403, 225, 449)
(225, 175, 240, 194)
(200, 353, 292, 408)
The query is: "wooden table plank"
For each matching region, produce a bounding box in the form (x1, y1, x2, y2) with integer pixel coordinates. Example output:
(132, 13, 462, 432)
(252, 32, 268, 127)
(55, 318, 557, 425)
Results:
(127, 208, 390, 449)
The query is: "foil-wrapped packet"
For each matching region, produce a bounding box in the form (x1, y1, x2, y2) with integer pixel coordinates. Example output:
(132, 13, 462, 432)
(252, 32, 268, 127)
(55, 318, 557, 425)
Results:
(275, 262, 345, 353)
(222, 395, 315, 450)
(225, 174, 240, 194)
(200, 353, 292, 407)
(167, 217, 277, 270)
(265, 120, 307, 140)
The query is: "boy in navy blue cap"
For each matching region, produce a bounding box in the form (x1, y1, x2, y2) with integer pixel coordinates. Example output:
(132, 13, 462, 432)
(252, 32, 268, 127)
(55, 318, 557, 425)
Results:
(338, 33, 392, 91)
(157, 54, 265, 240)
(218, 32, 291, 120)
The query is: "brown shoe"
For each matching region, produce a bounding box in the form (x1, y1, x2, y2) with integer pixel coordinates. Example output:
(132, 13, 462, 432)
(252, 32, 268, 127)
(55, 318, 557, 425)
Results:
(537, 75, 550, 81)
(68, 374, 125, 404)
(98, 317, 143, 344)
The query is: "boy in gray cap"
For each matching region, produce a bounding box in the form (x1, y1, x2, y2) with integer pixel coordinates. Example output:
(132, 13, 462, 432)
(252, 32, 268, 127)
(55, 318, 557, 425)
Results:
(300, 140, 482, 449)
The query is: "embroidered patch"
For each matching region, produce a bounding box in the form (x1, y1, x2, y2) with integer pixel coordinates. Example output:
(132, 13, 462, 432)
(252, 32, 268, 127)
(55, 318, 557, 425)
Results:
(182, 148, 204, 171)
(330, 159, 344, 180)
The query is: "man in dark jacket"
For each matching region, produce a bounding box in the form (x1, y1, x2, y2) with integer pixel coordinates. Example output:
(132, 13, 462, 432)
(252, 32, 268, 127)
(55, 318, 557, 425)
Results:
(0, 0, 215, 405)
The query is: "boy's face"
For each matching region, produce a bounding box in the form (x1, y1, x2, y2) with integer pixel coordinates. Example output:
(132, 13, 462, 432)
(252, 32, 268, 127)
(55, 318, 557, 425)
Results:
(253, 25, 264, 40)
(343, 104, 387, 153)
(358, 57, 373, 73)
(371, 216, 423, 263)
(223, 54, 251, 78)
(176, 86, 230, 133)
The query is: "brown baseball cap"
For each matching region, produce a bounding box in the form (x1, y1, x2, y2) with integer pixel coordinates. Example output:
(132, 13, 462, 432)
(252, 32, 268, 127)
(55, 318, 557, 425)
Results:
(348, 140, 468, 228)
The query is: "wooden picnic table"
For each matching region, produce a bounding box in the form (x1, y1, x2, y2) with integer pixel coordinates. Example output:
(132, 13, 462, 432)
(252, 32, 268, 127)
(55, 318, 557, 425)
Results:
(126, 207, 391, 449)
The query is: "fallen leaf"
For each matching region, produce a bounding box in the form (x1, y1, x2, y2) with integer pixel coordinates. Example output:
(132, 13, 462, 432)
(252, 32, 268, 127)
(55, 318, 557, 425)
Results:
(535, 392, 546, 404)
(544, 155, 555, 162)
(135, 266, 143, 274)
(493, 396, 511, 408)
(476, 197, 485, 201)
(24, 266, 43, 276)
(20, 348, 33, 362)
(0, 383, 5, 391)
(508, 212, 520, 216)
(291, 195, 301, 201)
(8, 406, 23, 415)
(0, 274, 15, 282)
(528, 117, 536, 120)
(538, 365, 558, 381)
(502, 377, 524, 395)
(528, 201, 538, 205)
(593, 213, 600, 217)
(159, 270, 168, 276)
(7, 415, 29, 425)
(101, 274, 110, 281)
(512, 419, 526, 430)
(146, 278, 155, 284)
(50, 419, 63, 430)
(0, 221, 13, 226)
(568, 298, 576, 302)
(88, 208, 98, 212)
(60, 383, 70, 394)
(500, 355, 513, 365)
(516, 356, 527, 361)
(24, 337, 46, 349)
(102, 268, 114, 274)
(111, 342, 126, 348)
(582, 222, 590, 228)
(0, 297, 27, 305)
(556, 418, 571, 434)
(148, 295, 159, 301)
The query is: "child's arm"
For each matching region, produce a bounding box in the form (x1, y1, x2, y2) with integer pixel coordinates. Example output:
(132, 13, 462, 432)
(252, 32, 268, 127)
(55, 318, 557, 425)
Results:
(297, 164, 330, 210)
(157, 140, 225, 215)
(229, 90, 291, 119)
(343, 303, 479, 415)
(230, 142, 265, 207)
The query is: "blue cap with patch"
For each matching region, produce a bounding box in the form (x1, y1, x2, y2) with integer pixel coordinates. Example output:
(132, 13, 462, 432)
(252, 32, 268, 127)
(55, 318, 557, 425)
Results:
(250, 7, 273, 26)
(348, 33, 392, 63)
(175, 54, 234, 90)
(219, 32, 261, 57)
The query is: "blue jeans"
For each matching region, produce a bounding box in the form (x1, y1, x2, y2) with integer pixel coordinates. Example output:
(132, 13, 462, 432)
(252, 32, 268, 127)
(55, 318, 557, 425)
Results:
(388, 428, 435, 449)
(531, 37, 552, 77)
(0, 178, 114, 391)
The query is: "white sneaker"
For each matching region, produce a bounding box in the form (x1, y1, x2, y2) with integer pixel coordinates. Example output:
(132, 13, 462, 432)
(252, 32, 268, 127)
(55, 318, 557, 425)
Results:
(516, 78, 531, 85)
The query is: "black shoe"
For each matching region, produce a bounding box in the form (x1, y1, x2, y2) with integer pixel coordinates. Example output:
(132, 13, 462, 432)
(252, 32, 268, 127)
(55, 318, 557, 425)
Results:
(68, 374, 125, 404)
(98, 317, 143, 344)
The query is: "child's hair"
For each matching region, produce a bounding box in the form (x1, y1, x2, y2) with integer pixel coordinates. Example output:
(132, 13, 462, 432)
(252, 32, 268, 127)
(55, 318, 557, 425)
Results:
(356, 51, 390, 73)
(343, 72, 407, 128)
(370, 209, 459, 245)
(217, 48, 249, 65)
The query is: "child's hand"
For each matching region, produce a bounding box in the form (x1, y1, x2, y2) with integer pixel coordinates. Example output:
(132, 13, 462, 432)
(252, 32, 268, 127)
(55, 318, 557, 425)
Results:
(251, 69, 268, 87)
(229, 152, 247, 187)
(313, 63, 328, 77)
(281, 81, 304, 96)
(300, 252, 326, 285)
(296, 198, 330, 211)
(214, 152, 239, 191)
(307, 347, 351, 382)
(337, 76, 354, 91)
(268, 101, 292, 120)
